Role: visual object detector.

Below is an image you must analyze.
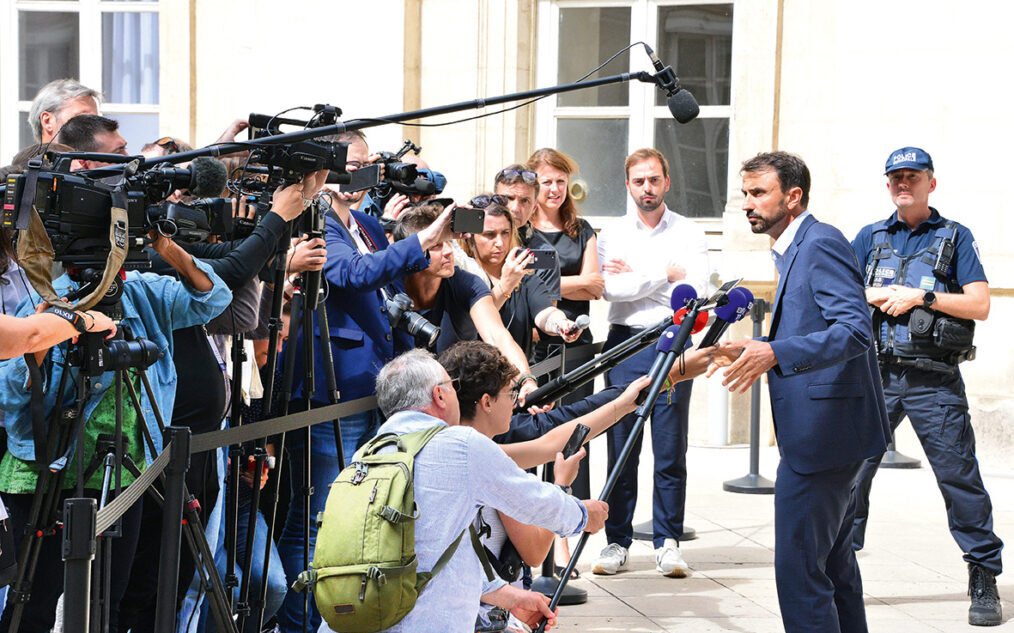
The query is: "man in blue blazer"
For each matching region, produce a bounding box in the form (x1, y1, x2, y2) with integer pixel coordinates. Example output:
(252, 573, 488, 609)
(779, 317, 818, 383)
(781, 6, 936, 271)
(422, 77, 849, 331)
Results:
(280, 130, 458, 633)
(715, 152, 891, 633)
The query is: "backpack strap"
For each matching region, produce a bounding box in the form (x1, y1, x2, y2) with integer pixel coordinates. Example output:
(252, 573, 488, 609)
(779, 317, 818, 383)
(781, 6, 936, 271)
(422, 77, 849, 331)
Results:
(415, 523, 495, 595)
(398, 424, 449, 457)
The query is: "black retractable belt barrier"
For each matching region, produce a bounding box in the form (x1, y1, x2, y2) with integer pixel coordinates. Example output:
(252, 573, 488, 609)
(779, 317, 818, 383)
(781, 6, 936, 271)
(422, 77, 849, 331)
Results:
(723, 299, 775, 494)
(155, 427, 191, 633)
(62, 498, 97, 633)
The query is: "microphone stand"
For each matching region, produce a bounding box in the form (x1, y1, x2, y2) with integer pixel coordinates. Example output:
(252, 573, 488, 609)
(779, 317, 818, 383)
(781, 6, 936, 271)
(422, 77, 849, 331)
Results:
(516, 315, 674, 412)
(534, 308, 703, 633)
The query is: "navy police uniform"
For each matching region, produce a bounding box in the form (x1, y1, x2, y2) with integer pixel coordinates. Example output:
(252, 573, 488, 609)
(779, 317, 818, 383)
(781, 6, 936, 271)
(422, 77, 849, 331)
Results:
(851, 207, 1003, 575)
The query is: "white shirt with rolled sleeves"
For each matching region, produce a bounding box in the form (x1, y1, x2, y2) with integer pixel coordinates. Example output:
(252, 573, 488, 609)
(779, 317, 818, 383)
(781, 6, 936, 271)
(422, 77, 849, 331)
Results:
(598, 206, 710, 327)
(319, 409, 588, 633)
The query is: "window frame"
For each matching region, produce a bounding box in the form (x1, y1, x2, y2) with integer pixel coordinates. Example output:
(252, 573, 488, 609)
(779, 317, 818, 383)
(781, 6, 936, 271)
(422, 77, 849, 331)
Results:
(535, 0, 734, 230)
(0, 0, 163, 160)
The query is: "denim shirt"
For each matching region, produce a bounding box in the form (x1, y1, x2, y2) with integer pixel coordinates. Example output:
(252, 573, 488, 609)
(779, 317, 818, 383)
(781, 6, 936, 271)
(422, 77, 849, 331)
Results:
(0, 257, 231, 463)
(350, 409, 588, 633)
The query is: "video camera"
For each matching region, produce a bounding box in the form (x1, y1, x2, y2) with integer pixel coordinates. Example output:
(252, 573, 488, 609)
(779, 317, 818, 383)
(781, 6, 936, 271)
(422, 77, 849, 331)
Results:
(1, 152, 228, 269)
(246, 105, 351, 186)
(367, 140, 447, 211)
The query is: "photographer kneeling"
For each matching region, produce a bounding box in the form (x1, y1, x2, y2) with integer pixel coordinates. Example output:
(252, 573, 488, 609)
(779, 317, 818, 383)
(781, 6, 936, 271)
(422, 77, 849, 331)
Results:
(0, 226, 231, 632)
(318, 349, 607, 633)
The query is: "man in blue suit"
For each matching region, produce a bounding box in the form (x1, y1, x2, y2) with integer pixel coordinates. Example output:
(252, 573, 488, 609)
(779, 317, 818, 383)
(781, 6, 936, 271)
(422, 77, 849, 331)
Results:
(715, 152, 891, 633)
(280, 130, 458, 633)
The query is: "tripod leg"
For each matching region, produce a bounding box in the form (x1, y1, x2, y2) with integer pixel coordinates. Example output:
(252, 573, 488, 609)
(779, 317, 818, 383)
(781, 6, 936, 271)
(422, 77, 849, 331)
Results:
(125, 375, 238, 633)
(314, 302, 344, 469)
(252, 285, 304, 633)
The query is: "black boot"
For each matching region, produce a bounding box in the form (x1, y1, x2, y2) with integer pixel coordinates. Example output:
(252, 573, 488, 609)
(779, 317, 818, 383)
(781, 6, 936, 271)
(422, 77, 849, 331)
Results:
(968, 564, 1003, 626)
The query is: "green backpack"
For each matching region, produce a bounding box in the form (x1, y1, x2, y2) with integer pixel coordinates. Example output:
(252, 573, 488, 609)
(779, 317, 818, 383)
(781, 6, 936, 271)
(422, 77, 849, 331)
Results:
(294, 425, 492, 633)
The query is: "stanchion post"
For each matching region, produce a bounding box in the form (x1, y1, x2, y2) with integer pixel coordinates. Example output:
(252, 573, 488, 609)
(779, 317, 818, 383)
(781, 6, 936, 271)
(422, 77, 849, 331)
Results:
(62, 498, 96, 633)
(722, 298, 775, 494)
(154, 427, 191, 633)
(530, 344, 587, 606)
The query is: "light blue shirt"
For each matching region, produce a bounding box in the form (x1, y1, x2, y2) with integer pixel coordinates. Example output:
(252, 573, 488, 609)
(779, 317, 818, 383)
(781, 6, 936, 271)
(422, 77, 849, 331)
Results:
(336, 409, 588, 633)
(0, 258, 231, 463)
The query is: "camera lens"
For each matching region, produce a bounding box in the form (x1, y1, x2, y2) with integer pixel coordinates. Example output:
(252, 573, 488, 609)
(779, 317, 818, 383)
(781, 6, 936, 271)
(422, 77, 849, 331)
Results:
(105, 339, 160, 371)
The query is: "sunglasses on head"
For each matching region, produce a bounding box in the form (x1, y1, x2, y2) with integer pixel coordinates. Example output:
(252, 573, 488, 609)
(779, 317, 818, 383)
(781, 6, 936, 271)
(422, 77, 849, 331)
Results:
(154, 136, 182, 154)
(469, 194, 507, 209)
(497, 168, 537, 184)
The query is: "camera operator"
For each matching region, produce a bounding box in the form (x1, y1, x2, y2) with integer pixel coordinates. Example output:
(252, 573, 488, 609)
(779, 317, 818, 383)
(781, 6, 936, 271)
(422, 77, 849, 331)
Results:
(56, 114, 128, 162)
(281, 129, 457, 633)
(459, 199, 578, 357)
(392, 205, 543, 408)
(0, 303, 116, 361)
(315, 349, 606, 633)
(117, 171, 328, 633)
(0, 235, 231, 633)
(28, 78, 101, 144)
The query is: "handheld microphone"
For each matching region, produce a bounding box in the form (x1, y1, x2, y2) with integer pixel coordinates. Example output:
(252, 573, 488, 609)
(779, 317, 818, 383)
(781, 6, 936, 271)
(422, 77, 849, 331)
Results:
(697, 287, 754, 348)
(670, 284, 698, 312)
(643, 44, 700, 124)
(673, 308, 709, 334)
(560, 314, 591, 340)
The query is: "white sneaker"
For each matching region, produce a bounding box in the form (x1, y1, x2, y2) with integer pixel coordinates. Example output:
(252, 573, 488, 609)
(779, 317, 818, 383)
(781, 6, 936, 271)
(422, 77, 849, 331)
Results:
(655, 538, 690, 577)
(592, 543, 629, 575)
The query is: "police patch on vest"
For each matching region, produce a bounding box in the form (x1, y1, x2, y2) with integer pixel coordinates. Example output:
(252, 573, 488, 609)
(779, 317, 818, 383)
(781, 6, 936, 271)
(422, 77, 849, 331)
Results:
(919, 276, 935, 291)
(873, 267, 896, 285)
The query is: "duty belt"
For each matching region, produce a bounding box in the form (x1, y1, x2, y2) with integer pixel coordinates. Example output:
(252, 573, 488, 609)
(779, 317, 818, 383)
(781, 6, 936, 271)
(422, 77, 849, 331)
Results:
(879, 355, 958, 375)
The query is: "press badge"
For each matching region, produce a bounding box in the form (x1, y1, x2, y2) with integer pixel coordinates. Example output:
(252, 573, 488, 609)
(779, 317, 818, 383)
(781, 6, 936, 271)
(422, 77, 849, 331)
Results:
(919, 276, 935, 291)
(872, 267, 896, 287)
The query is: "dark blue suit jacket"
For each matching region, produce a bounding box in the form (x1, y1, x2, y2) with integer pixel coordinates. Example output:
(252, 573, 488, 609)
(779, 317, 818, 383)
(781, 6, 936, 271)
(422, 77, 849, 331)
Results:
(765, 214, 890, 474)
(292, 209, 429, 403)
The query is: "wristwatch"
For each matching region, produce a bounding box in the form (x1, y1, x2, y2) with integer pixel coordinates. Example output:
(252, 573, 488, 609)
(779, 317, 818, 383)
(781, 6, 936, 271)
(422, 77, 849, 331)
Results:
(45, 306, 88, 333)
(923, 291, 937, 309)
(557, 484, 573, 496)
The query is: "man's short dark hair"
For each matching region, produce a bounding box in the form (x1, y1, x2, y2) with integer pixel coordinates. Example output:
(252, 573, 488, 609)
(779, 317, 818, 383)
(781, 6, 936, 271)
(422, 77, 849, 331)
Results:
(56, 114, 120, 153)
(392, 203, 442, 242)
(741, 151, 810, 209)
(438, 341, 519, 421)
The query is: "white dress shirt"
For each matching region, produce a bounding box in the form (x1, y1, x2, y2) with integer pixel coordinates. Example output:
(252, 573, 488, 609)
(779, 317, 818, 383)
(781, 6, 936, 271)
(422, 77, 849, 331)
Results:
(771, 210, 811, 260)
(598, 206, 709, 328)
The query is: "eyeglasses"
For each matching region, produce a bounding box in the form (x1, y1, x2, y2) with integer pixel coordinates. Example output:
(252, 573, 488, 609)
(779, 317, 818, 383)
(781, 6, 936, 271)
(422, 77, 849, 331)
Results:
(154, 136, 182, 155)
(469, 194, 507, 209)
(438, 377, 460, 391)
(506, 385, 520, 406)
(496, 168, 537, 185)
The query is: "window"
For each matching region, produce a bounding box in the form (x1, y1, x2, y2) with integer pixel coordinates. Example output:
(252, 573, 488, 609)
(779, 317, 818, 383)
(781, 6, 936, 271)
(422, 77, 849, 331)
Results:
(536, 1, 733, 221)
(2, 0, 161, 160)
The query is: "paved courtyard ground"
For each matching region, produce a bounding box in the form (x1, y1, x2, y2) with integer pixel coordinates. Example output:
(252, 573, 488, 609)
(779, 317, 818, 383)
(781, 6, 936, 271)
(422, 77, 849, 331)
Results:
(547, 436, 1014, 632)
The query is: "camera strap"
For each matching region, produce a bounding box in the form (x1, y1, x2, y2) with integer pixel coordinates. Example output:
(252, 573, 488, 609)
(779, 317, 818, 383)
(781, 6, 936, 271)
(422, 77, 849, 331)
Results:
(16, 198, 129, 312)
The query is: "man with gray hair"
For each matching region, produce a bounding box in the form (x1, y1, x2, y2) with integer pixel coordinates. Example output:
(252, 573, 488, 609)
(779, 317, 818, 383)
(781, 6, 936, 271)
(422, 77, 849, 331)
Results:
(29, 78, 102, 143)
(329, 348, 608, 633)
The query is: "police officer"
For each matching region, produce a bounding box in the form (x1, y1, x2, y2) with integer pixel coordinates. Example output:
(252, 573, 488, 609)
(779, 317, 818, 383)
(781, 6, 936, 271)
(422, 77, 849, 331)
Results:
(851, 147, 1003, 627)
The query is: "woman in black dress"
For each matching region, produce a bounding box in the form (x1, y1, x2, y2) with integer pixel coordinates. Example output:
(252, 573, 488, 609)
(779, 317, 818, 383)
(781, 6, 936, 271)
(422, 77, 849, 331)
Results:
(525, 148, 603, 575)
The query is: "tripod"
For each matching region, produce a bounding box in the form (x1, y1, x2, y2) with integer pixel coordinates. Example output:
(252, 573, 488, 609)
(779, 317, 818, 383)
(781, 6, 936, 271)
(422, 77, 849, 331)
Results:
(4, 273, 238, 633)
(239, 198, 343, 633)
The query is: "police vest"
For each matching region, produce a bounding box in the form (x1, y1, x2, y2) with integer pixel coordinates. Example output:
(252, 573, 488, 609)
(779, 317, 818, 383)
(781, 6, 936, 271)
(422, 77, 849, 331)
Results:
(864, 218, 971, 360)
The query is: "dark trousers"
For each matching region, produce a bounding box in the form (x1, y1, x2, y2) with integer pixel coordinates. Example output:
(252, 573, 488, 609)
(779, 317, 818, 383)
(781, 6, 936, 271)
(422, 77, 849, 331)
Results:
(0, 490, 142, 633)
(852, 365, 1003, 574)
(775, 459, 867, 633)
(602, 325, 692, 550)
(534, 332, 595, 499)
